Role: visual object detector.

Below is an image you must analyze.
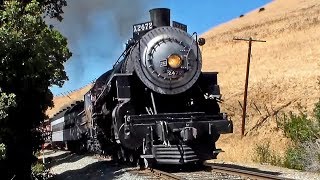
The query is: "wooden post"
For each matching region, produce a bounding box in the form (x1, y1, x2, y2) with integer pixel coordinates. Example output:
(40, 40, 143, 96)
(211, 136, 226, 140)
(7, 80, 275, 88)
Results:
(233, 37, 266, 138)
(42, 143, 45, 164)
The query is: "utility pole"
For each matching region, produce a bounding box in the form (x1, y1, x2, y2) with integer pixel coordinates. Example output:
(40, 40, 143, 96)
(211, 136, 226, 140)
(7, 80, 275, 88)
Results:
(233, 37, 266, 138)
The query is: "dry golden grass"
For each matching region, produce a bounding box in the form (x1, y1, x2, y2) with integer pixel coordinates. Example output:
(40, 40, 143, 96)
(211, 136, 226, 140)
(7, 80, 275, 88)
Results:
(201, 0, 320, 163)
(46, 84, 92, 118)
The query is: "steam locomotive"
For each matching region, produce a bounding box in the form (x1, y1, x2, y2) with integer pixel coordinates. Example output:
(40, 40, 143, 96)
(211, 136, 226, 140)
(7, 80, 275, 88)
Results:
(49, 8, 233, 168)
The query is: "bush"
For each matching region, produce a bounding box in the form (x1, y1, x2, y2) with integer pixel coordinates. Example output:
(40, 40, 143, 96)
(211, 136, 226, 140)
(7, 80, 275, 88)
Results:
(253, 141, 272, 163)
(259, 7, 265, 12)
(300, 141, 320, 172)
(270, 153, 283, 167)
(314, 100, 320, 124)
(253, 140, 282, 166)
(253, 100, 320, 171)
(283, 146, 305, 170)
(31, 162, 52, 180)
(32, 162, 45, 175)
(278, 99, 320, 171)
(279, 112, 319, 143)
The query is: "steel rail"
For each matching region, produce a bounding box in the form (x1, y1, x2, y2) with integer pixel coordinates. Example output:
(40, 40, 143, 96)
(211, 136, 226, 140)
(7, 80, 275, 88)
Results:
(205, 163, 294, 180)
(147, 168, 185, 180)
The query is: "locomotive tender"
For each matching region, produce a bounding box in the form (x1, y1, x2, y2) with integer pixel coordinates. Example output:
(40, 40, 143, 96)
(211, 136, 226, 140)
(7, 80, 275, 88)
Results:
(50, 8, 233, 167)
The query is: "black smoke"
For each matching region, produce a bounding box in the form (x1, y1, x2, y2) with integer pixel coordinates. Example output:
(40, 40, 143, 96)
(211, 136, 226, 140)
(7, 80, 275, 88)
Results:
(47, 0, 162, 92)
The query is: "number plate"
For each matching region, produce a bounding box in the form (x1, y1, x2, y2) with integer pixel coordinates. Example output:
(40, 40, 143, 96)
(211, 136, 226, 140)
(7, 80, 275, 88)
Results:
(133, 21, 153, 33)
(167, 70, 183, 76)
(172, 21, 187, 32)
(133, 21, 153, 39)
(160, 60, 167, 67)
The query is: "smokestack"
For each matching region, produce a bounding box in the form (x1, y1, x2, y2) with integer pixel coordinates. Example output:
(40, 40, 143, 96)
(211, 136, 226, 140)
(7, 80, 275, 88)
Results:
(149, 8, 170, 28)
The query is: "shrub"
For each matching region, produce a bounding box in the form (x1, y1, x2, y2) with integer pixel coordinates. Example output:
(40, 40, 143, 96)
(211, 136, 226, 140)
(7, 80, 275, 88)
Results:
(32, 162, 45, 175)
(314, 100, 320, 124)
(269, 153, 283, 167)
(300, 141, 320, 172)
(279, 112, 319, 143)
(283, 146, 305, 170)
(31, 162, 53, 180)
(253, 140, 282, 166)
(259, 7, 265, 12)
(279, 99, 320, 171)
(253, 141, 272, 163)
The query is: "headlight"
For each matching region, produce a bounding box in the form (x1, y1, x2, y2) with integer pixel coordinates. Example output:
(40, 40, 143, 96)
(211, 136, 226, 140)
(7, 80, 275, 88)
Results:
(168, 54, 182, 69)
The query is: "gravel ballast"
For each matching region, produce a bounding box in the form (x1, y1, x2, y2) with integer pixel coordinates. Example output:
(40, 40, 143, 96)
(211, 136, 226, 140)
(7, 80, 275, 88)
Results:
(44, 150, 320, 180)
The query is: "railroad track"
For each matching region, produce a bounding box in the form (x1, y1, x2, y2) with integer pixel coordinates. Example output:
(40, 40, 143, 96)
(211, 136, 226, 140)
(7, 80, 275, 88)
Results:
(205, 162, 294, 180)
(131, 168, 184, 180)
(131, 163, 295, 180)
(148, 168, 185, 180)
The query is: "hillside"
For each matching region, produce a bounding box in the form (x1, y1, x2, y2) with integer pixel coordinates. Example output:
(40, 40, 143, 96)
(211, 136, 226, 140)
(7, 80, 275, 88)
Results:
(46, 84, 92, 118)
(201, 0, 320, 162)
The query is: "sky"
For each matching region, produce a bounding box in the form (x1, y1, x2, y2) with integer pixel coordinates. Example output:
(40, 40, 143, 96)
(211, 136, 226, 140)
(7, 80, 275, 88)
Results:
(49, 0, 272, 96)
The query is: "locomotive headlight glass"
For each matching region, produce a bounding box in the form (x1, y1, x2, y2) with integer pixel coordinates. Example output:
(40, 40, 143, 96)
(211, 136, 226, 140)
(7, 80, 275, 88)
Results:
(168, 54, 182, 69)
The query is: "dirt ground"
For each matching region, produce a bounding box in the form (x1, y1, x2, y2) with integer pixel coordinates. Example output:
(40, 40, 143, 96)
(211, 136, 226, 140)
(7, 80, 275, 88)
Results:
(201, 0, 320, 163)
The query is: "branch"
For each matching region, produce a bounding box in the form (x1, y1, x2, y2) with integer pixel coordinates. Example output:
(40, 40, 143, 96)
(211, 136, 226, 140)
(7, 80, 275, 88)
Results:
(245, 100, 296, 135)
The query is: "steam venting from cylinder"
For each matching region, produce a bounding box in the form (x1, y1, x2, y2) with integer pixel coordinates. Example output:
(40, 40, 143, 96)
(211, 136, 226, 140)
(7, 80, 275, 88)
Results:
(149, 8, 170, 28)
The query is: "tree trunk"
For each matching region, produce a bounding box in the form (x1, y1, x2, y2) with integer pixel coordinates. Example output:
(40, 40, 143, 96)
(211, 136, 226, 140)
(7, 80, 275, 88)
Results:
(6, 131, 33, 180)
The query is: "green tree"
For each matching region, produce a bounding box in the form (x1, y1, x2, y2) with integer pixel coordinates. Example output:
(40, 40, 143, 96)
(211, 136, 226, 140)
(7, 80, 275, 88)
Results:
(0, 91, 16, 120)
(0, 91, 16, 161)
(0, 0, 71, 179)
(0, 0, 67, 21)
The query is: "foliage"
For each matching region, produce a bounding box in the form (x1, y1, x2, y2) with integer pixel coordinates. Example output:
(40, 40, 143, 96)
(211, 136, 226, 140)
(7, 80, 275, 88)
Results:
(279, 112, 319, 143)
(0, 143, 6, 160)
(300, 141, 320, 172)
(283, 145, 305, 170)
(269, 152, 283, 167)
(280, 103, 320, 171)
(31, 162, 45, 174)
(0, 0, 71, 90)
(253, 100, 320, 171)
(0, 91, 16, 120)
(0, 0, 71, 178)
(0, 0, 68, 21)
(314, 100, 320, 124)
(276, 100, 320, 171)
(253, 141, 272, 164)
(252, 140, 283, 166)
(31, 162, 53, 180)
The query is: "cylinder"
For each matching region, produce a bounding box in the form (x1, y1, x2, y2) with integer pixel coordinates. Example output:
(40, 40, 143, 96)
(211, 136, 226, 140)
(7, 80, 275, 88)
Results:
(149, 8, 170, 27)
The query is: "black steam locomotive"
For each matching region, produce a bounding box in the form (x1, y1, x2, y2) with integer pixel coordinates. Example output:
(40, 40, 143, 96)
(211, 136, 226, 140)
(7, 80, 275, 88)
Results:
(50, 8, 233, 168)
